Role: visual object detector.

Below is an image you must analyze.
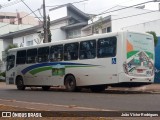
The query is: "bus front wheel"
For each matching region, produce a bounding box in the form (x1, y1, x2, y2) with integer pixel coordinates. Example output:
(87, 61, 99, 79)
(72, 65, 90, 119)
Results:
(64, 75, 76, 92)
(16, 76, 25, 90)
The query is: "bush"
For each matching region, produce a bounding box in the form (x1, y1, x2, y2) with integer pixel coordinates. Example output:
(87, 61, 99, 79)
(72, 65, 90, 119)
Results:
(0, 72, 6, 77)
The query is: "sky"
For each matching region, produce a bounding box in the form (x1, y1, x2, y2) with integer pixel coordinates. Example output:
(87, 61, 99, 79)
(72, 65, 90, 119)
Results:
(0, 0, 159, 18)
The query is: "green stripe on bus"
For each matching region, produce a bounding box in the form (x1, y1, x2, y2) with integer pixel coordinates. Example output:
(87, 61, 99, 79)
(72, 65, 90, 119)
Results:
(127, 51, 139, 59)
(29, 66, 52, 75)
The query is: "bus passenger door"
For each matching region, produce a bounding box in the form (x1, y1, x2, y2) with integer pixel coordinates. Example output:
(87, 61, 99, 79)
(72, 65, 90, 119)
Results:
(6, 55, 16, 84)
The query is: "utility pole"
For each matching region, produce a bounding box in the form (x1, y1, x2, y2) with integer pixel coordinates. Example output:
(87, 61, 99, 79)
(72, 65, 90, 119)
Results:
(43, 0, 48, 43)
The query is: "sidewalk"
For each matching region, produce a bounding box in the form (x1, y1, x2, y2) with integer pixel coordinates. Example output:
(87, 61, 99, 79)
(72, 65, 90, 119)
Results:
(107, 84, 160, 93)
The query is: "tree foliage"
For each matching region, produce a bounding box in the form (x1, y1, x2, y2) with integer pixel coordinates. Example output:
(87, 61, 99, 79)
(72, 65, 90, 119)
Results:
(5, 44, 18, 53)
(147, 31, 158, 47)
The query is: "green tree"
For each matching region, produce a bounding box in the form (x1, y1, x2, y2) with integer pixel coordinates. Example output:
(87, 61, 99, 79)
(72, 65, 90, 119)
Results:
(47, 15, 52, 42)
(95, 16, 103, 33)
(5, 44, 18, 53)
(147, 31, 158, 47)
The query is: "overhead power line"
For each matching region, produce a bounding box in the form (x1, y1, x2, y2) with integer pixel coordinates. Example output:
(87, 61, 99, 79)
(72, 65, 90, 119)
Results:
(47, 0, 88, 8)
(50, 10, 160, 31)
(112, 10, 158, 21)
(0, 0, 159, 31)
(87, 0, 134, 13)
(96, 0, 160, 16)
(0, 8, 158, 36)
(0, 0, 89, 30)
(20, 0, 42, 22)
(0, 0, 22, 9)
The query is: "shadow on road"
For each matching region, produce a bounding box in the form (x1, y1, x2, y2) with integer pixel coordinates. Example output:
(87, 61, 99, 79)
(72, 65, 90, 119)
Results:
(4, 87, 154, 94)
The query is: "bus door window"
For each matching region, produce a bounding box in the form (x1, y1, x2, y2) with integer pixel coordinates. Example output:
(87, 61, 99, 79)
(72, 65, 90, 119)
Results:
(64, 43, 79, 61)
(7, 55, 15, 71)
(27, 49, 37, 64)
(80, 40, 96, 59)
(97, 37, 117, 58)
(50, 45, 63, 61)
(38, 47, 49, 63)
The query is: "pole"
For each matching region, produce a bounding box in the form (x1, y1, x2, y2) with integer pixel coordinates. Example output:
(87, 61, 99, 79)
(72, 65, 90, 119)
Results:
(43, 0, 48, 43)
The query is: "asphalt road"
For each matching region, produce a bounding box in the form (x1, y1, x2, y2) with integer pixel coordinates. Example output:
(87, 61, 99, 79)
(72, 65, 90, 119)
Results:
(0, 82, 160, 111)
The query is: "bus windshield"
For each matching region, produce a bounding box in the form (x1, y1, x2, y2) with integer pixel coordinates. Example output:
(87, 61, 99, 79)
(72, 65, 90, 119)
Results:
(126, 33, 154, 77)
(7, 55, 15, 71)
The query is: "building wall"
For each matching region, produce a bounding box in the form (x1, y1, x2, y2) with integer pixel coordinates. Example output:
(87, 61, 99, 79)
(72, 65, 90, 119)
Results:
(19, 12, 39, 25)
(81, 28, 92, 36)
(13, 33, 43, 47)
(3, 39, 13, 52)
(0, 12, 39, 25)
(0, 12, 17, 17)
(50, 21, 67, 41)
(49, 7, 67, 21)
(12, 20, 68, 47)
(67, 8, 85, 22)
(81, 21, 112, 36)
(111, 6, 160, 32)
(0, 23, 33, 35)
(122, 19, 160, 36)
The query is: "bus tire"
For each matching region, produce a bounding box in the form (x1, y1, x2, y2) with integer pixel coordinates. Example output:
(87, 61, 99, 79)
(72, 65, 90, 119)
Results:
(64, 75, 76, 92)
(42, 86, 50, 91)
(16, 76, 25, 90)
(90, 85, 106, 93)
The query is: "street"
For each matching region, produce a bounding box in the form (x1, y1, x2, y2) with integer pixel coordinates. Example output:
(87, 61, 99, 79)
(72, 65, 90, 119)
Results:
(0, 82, 160, 111)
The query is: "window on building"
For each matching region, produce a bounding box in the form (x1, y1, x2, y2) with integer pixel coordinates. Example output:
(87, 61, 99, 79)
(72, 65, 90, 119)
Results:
(67, 29, 81, 39)
(16, 50, 26, 64)
(107, 27, 111, 33)
(26, 40, 33, 46)
(79, 40, 96, 59)
(38, 47, 49, 63)
(27, 49, 37, 64)
(64, 42, 79, 61)
(26, 35, 33, 46)
(50, 45, 63, 61)
(97, 37, 117, 58)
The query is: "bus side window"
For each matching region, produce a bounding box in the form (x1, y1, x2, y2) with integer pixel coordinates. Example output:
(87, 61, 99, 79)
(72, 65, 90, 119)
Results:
(64, 42, 79, 61)
(50, 45, 63, 62)
(97, 37, 117, 58)
(79, 40, 96, 59)
(16, 50, 26, 64)
(27, 49, 37, 64)
(38, 47, 49, 63)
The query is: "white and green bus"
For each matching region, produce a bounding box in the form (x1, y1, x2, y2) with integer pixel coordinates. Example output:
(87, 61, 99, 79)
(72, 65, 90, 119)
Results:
(6, 31, 155, 92)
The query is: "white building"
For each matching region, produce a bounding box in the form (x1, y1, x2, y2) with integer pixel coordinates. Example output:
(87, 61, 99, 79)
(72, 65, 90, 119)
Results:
(82, 6, 160, 36)
(0, 11, 41, 71)
(0, 4, 89, 64)
(122, 19, 160, 36)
